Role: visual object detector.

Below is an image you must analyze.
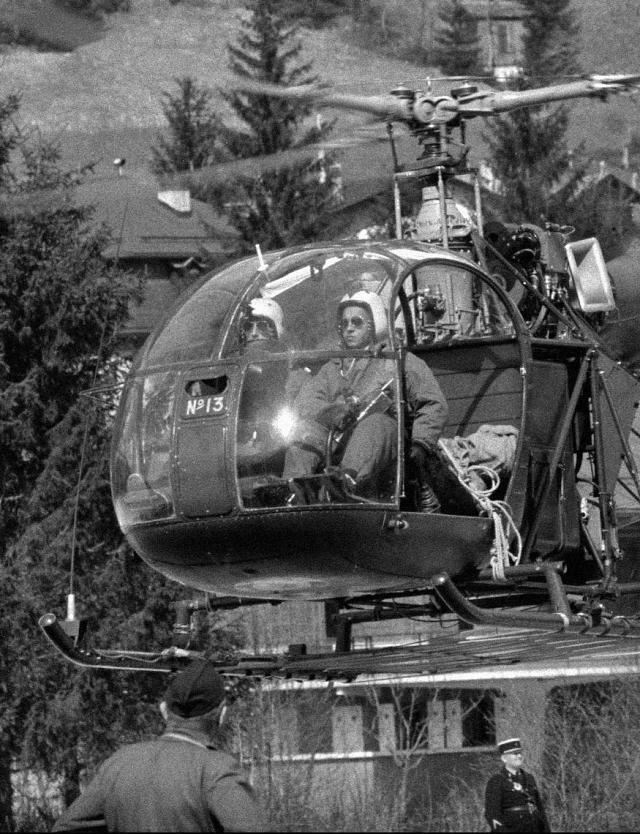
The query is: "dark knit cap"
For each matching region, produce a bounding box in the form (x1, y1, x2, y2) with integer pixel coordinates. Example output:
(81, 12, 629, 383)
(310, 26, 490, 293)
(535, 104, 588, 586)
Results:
(164, 660, 226, 718)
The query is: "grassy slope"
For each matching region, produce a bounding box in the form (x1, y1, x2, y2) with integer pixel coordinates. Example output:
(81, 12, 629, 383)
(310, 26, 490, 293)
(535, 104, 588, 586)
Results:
(2, 0, 426, 177)
(1, 0, 638, 175)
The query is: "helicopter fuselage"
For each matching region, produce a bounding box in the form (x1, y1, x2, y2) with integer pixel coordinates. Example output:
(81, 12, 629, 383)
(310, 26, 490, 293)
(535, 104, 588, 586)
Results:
(111, 240, 639, 603)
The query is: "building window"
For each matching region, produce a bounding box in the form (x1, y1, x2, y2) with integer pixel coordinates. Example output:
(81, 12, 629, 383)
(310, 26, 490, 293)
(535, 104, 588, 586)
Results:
(261, 687, 498, 760)
(376, 688, 497, 753)
(496, 22, 512, 58)
(461, 690, 496, 747)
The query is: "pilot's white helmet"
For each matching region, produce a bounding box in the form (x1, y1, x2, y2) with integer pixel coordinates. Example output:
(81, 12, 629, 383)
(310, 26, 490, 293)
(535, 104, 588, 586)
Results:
(247, 297, 284, 339)
(337, 290, 388, 341)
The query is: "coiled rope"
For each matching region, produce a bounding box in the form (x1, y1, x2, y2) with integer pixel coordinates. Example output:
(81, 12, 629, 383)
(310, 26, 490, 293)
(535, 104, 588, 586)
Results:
(437, 442, 522, 581)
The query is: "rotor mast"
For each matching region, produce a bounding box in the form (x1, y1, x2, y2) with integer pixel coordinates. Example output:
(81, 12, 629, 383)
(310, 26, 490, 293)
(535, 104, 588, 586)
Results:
(384, 83, 480, 247)
(232, 73, 640, 249)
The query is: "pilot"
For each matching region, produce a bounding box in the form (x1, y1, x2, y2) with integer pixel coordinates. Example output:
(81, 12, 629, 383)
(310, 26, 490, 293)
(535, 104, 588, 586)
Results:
(282, 290, 448, 507)
(484, 738, 550, 832)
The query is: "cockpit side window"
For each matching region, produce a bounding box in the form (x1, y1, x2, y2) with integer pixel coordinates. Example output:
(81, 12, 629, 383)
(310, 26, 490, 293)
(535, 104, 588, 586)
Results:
(142, 257, 264, 367)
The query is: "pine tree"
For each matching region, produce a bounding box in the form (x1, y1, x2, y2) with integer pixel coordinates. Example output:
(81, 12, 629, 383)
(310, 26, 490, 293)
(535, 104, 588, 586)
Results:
(205, 0, 338, 253)
(220, 0, 321, 158)
(150, 76, 226, 176)
(433, 0, 481, 77)
(484, 0, 582, 224)
(0, 98, 243, 828)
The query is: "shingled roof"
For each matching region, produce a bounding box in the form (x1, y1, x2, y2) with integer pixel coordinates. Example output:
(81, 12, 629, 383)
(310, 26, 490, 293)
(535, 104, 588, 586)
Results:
(74, 172, 237, 261)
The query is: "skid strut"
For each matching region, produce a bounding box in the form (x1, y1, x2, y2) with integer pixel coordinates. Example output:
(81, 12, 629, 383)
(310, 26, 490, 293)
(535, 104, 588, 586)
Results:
(38, 613, 197, 673)
(430, 569, 640, 635)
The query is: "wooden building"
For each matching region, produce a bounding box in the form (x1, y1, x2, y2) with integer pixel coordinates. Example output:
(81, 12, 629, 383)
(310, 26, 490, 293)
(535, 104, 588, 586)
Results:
(75, 170, 237, 349)
(464, 0, 528, 76)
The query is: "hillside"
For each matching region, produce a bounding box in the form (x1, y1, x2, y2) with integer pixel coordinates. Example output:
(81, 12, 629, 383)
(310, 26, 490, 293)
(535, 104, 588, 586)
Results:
(1, 0, 639, 177)
(1, 0, 426, 178)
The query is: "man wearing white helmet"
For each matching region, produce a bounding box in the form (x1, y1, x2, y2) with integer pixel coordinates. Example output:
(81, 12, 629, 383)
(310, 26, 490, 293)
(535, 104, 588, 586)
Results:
(283, 290, 448, 508)
(240, 297, 285, 350)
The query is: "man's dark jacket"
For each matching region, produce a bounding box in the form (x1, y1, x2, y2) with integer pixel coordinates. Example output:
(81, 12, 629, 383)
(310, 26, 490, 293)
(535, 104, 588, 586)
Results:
(484, 766, 550, 832)
(53, 726, 265, 832)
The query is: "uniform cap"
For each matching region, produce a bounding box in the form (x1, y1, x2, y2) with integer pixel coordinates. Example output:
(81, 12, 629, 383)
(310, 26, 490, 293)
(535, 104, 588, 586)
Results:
(164, 660, 226, 718)
(498, 737, 523, 755)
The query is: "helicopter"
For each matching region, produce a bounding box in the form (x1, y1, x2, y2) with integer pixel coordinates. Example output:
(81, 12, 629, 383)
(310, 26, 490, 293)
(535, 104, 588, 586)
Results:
(39, 72, 640, 678)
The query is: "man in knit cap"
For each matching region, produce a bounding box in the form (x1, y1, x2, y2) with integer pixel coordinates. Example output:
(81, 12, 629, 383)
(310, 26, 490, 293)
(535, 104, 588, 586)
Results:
(54, 659, 265, 832)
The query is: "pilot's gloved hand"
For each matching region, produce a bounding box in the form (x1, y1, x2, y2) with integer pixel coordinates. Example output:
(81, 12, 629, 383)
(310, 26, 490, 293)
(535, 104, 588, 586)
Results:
(316, 398, 358, 430)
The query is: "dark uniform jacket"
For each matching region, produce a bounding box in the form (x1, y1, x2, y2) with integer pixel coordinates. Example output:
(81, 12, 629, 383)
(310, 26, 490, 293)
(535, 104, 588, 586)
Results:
(52, 727, 265, 832)
(484, 766, 550, 832)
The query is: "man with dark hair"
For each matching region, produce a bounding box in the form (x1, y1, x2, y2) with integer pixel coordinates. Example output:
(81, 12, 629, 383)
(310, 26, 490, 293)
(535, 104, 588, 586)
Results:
(53, 660, 265, 832)
(485, 738, 550, 832)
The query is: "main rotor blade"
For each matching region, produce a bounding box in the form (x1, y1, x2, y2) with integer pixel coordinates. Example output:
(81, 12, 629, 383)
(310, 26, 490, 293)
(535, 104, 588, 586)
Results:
(456, 74, 640, 116)
(232, 79, 412, 121)
(164, 135, 388, 189)
(234, 74, 640, 128)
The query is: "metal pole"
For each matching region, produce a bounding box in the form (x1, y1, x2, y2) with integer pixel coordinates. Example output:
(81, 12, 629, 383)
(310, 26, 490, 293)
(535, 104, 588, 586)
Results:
(393, 175, 402, 239)
(473, 169, 484, 237)
(522, 351, 592, 559)
(437, 167, 449, 248)
(599, 370, 640, 501)
(590, 356, 621, 585)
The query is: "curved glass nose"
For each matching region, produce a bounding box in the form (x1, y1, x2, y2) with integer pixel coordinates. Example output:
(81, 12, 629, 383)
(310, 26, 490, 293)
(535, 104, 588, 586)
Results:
(112, 371, 177, 529)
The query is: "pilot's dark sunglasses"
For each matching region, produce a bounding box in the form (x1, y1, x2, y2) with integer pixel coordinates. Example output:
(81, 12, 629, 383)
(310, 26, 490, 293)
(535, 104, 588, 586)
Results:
(242, 317, 272, 335)
(340, 315, 366, 329)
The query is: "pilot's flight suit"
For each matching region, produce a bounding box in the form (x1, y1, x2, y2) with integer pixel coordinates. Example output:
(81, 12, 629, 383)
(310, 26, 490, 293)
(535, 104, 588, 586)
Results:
(283, 352, 448, 496)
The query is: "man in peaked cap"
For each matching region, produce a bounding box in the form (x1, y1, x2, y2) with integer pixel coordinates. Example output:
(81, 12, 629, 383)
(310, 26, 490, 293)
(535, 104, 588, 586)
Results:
(53, 660, 266, 832)
(484, 738, 550, 832)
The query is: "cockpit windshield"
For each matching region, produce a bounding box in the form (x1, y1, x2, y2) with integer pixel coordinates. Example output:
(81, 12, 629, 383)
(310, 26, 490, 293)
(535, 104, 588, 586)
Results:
(222, 247, 398, 356)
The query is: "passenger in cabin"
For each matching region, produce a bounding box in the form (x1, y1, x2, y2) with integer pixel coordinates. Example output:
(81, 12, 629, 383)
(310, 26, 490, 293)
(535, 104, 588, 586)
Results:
(239, 297, 285, 353)
(283, 290, 449, 508)
(188, 298, 287, 399)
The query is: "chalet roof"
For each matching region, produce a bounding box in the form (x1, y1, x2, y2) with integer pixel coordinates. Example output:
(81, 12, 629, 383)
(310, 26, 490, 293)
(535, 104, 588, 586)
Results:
(592, 163, 640, 197)
(553, 159, 640, 201)
(74, 172, 237, 261)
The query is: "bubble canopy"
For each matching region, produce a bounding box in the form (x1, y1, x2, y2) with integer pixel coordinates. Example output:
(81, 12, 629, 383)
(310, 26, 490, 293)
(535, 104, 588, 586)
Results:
(138, 242, 423, 368)
(113, 240, 521, 537)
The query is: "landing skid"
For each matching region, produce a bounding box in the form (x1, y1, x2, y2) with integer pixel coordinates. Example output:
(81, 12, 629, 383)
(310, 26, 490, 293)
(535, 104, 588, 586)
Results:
(38, 613, 198, 673)
(39, 566, 640, 678)
(39, 609, 640, 681)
